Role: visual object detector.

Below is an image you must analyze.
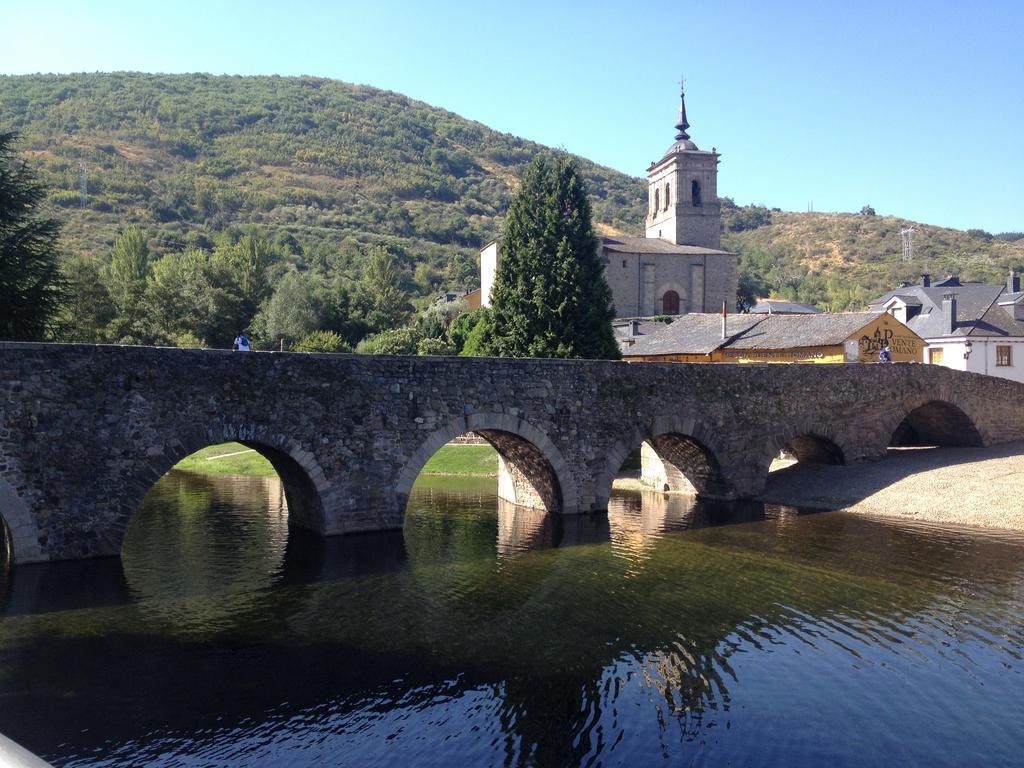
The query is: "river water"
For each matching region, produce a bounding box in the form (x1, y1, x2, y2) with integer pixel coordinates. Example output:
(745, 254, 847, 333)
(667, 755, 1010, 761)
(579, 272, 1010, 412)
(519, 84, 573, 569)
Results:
(1, 470, 1023, 767)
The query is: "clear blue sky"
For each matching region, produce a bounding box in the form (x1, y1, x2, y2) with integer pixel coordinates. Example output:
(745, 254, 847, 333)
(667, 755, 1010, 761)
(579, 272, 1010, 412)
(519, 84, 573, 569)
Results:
(3, 0, 1022, 233)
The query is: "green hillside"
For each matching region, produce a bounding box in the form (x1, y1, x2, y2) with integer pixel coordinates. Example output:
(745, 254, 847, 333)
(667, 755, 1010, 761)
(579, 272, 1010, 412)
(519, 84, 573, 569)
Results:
(0, 72, 645, 290)
(722, 207, 1024, 310)
(2, 72, 1022, 346)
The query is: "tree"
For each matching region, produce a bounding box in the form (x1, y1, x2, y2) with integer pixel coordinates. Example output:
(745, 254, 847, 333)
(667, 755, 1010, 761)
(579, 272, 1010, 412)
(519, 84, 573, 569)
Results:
(106, 225, 151, 341)
(448, 307, 489, 354)
(109, 225, 151, 299)
(320, 277, 367, 347)
(59, 257, 115, 342)
(142, 248, 226, 346)
(357, 247, 411, 333)
(252, 270, 325, 349)
(0, 131, 64, 340)
(488, 153, 619, 359)
(416, 297, 466, 339)
(211, 235, 275, 322)
(460, 308, 496, 357)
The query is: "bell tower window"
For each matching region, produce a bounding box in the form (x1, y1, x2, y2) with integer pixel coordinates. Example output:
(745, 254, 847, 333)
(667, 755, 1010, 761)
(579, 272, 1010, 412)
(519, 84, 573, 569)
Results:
(692, 180, 702, 207)
(653, 188, 660, 215)
(664, 183, 671, 209)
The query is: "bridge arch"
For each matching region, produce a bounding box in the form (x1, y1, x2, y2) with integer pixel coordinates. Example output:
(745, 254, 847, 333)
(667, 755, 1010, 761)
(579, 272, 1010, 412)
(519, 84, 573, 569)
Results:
(0, 475, 44, 564)
(595, 418, 733, 506)
(768, 425, 848, 468)
(395, 414, 578, 515)
(116, 425, 328, 556)
(889, 396, 984, 447)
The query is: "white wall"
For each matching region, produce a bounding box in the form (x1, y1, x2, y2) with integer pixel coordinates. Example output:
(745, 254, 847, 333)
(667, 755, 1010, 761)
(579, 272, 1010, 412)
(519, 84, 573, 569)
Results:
(480, 241, 498, 308)
(974, 338, 1024, 382)
(924, 337, 1024, 382)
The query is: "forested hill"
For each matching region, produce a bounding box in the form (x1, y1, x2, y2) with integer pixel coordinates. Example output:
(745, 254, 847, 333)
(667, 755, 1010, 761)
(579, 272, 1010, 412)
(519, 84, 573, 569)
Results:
(2, 72, 1021, 317)
(0, 72, 645, 290)
(721, 209, 1024, 311)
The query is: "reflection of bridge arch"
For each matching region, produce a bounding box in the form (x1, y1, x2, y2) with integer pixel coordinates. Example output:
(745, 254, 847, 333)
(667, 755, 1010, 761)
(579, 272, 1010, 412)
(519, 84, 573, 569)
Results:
(889, 396, 984, 447)
(116, 425, 327, 557)
(396, 413, 578, 516)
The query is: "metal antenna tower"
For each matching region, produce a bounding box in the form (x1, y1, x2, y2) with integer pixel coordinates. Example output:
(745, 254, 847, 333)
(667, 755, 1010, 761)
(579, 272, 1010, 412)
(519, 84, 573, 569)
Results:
(78, 159, 88, 208)
(901, 226, 915, 263)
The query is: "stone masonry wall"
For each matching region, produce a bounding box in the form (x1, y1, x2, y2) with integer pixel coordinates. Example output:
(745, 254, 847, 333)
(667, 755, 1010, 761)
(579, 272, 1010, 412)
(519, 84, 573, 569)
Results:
(3, 342, 1024, 563)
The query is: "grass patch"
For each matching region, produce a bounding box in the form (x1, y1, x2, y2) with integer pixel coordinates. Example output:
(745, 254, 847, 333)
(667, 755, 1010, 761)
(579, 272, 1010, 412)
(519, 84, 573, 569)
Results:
(172, 442, 276, 477)
(172, 442, 499, 480)
(412, 473, 497, 494)
(420, 444, 498, 476)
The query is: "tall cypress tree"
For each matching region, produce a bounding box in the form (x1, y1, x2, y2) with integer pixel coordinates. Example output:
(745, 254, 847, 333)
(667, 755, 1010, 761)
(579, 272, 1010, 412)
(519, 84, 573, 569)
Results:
(489, 153, 619, 359)
(0, 131, 63, 341)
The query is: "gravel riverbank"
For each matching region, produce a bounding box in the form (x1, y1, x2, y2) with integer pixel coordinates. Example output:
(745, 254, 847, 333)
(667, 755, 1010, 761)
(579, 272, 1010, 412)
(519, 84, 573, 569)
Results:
(758, 442, 1024, 531)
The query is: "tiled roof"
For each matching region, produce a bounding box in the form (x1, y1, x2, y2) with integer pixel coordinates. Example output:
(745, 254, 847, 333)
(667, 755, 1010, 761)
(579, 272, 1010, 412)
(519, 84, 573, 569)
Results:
(749, 300, 821, 314)
(613, 319, 672, 344)
(868, 281, 1024, 338)
(601, 236, 733, 256)
(726, 312, 883, 349)
(885, 294, 922, 306)
(622, 312, 901, 357)
(622, 314, 764, 356)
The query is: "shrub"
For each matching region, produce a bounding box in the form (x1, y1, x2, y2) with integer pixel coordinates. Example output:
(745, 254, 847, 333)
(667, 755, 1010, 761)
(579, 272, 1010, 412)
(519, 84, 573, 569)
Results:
(416, 336, 455, 356)
(293, 330, 350, 353)
(355, 326, 421, 355)
(49, 189, 81, 207)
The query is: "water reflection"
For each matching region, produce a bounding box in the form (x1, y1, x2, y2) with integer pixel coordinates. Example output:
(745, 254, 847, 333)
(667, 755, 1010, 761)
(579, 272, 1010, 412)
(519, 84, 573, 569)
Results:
(0, 473, 1023, 767)
(496, 501, 552, 557)
(119, 471, 289, 636)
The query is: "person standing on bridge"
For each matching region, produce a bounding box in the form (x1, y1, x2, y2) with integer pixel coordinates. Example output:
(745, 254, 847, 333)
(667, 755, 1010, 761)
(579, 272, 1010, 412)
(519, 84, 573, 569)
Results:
(878, 343, 892, 363)
(233, 333, 251, 351)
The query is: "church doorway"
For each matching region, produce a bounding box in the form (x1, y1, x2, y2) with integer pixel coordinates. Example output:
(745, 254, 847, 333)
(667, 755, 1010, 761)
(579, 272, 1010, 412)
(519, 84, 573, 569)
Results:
(662, 290, 680, 315)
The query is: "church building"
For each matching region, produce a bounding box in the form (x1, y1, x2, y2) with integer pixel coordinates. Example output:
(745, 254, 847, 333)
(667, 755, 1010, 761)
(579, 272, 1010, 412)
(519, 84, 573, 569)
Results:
(475, 87, 738, 318)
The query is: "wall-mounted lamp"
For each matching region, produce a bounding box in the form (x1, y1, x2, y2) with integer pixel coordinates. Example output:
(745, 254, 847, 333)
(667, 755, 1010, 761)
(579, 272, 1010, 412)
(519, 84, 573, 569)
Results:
(964, 339, 974, 360)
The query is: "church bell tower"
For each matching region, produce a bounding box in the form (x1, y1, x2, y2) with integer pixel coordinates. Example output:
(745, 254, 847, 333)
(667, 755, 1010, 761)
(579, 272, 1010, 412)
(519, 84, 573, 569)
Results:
(645, 84, 722, 249)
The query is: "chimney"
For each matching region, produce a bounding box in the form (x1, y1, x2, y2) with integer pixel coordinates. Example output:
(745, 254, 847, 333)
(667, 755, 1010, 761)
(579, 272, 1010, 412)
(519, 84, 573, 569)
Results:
(1009, 269, 1021, 294)
(631, 319, 641, 337)
(921, 274, 931, 287)
(943, 293, 957, 335)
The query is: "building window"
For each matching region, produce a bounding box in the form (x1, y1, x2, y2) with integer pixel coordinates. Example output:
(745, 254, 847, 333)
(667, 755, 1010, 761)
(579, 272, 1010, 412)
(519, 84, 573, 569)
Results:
(929, 347, 944, 365)
(622, 259, 627, 268)
(654, 189, 660, 214)
(662, 290, 680, 315)
(997, 345, 1012, 366)
(665, 183, 671, 209)
(692, 180, 702, 207)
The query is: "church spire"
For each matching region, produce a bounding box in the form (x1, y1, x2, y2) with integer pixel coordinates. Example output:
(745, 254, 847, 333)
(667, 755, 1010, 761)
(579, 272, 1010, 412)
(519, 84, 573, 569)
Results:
(674, 78, 690, 141)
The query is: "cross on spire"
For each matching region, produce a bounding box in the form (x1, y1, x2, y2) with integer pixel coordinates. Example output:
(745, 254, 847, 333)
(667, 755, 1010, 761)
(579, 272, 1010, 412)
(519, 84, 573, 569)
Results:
(675, 77, 690, 141)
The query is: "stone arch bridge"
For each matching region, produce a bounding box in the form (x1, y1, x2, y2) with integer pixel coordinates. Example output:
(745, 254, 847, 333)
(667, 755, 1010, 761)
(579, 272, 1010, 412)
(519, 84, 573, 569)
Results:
(2, 343, 1023, 563)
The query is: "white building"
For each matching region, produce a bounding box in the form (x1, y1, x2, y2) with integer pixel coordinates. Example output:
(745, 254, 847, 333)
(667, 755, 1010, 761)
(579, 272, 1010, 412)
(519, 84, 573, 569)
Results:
(869, 272, 1024, 382)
